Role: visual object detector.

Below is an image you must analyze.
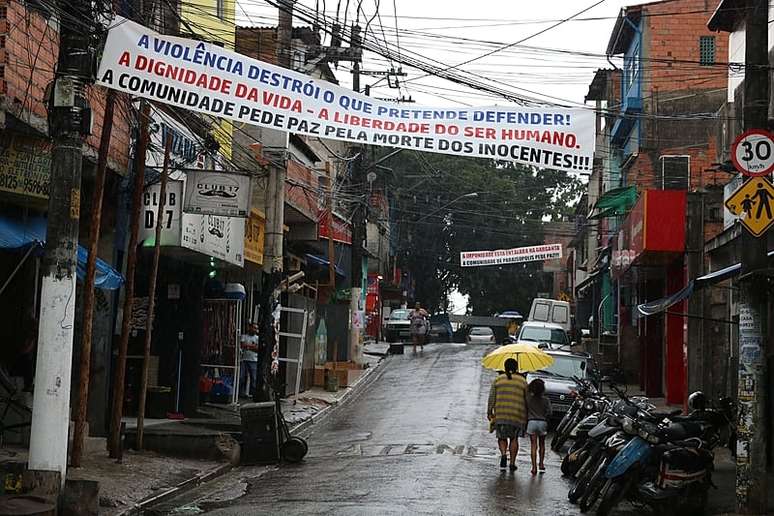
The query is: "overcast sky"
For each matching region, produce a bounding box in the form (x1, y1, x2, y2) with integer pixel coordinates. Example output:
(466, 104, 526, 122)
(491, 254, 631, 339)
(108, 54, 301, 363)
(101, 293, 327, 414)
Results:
(239, 0, 642, 108)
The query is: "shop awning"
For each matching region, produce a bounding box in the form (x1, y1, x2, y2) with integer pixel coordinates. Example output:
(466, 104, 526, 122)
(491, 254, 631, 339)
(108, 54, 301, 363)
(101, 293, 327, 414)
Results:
(0, 216, 124, 290)
(636, 249, 774, 317)
(305, 253, 346, 278)
(589, 186, 638, 219)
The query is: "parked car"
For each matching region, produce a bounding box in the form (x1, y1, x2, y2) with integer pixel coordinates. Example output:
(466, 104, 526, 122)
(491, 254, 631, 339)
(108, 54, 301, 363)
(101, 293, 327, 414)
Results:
(384, 308, 411, 343)
(467, 326, 495, 344)
(528, 298, 571, 333)
(428, 313, 453, 342)
(526, 349, 598, 422)
(516, 321, 573, 349)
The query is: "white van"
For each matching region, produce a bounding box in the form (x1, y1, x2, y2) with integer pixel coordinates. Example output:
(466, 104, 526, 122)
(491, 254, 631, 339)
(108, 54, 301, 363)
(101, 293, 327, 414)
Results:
(528, 298, 571, 333)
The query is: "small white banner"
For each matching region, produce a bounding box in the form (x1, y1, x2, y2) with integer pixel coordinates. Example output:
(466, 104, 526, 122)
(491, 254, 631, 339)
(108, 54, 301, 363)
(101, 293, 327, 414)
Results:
(460, 244, 563, 267)
(181, 213, 245, 266)
(183, 170, 251, 217)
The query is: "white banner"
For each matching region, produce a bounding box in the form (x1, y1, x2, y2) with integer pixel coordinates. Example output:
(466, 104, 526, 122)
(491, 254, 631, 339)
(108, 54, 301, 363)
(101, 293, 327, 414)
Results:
(461, 244, 563, 267)
(97, 17, 595, 172)
(181, 213, 245, 266)
(183, 170, 251, 217)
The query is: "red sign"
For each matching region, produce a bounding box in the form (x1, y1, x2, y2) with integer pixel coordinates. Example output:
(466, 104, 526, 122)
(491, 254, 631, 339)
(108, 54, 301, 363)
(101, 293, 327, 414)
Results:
(613, 190, 686, 277)
(732, 129, 774, 177)
(318, 209, 353, 244)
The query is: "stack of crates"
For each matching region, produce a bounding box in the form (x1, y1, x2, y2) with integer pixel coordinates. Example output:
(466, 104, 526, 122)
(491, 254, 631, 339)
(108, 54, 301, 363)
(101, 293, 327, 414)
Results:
(240, 401, 279, 464)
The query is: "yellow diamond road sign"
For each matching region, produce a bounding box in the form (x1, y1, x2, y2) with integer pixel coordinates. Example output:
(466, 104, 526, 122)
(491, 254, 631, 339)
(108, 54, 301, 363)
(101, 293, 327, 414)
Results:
(725, 176, 774, 237)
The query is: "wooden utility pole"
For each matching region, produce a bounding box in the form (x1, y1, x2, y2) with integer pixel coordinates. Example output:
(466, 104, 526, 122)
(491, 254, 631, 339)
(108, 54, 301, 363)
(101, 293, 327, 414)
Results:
(71, 89, 117, 468)
(736, 0, 769, 513)
(109, 100, 151, 457)
(28, 0, 94, 485)
(136, 134, 172, 450)
(255, 0, 293, 401)
(326, 162, 336, 289)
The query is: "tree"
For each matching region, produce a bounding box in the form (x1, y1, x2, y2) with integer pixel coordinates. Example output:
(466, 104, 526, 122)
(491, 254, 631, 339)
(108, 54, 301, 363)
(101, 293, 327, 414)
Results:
(383, 150, 582, 315)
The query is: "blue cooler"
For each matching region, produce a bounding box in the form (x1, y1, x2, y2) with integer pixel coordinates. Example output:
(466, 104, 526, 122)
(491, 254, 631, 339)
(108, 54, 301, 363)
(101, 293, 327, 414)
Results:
(224, 283, 246, 301)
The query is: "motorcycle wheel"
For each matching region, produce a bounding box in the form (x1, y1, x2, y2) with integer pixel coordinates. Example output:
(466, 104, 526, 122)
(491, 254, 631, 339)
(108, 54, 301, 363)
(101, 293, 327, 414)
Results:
(552, 431, 570, 453)
(562, 443, 589, 478)
(569, 451, 601, 504)
(596, 477, 630, 516)
(579, 457, 609, 512)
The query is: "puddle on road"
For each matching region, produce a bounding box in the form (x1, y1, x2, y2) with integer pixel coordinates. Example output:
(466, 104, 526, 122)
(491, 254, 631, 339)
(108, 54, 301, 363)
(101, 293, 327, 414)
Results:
(167, 506, 204, 515)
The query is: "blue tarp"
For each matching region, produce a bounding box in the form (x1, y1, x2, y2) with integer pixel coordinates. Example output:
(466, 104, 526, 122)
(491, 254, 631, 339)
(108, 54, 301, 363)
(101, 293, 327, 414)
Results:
(305, 253, 346, 277)
(0, 216, 124, 290)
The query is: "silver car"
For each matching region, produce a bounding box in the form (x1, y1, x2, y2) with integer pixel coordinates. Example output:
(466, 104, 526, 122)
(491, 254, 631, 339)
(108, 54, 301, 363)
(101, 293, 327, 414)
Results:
(384, 309, 411, 342)
(467, 326, 495, 344)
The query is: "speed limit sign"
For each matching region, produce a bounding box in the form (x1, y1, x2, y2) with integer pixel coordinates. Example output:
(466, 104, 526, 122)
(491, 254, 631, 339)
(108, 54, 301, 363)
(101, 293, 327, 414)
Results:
(732, 129, 774, 177)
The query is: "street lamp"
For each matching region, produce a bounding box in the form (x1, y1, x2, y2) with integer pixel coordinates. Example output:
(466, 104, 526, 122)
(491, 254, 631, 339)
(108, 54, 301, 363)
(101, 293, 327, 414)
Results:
(416, 192, 479, 223)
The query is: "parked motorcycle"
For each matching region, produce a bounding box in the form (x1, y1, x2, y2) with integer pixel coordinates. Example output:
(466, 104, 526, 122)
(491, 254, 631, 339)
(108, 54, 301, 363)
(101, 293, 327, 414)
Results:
(593, 392, 735, 516)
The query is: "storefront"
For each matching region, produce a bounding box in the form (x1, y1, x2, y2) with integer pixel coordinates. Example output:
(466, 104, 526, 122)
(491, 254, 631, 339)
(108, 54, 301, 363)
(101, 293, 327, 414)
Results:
(613, 189, 687, 403)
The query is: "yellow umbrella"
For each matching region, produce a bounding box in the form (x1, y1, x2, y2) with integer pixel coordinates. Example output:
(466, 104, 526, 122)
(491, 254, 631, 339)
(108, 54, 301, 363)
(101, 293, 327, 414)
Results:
(481, 344, 554, 373)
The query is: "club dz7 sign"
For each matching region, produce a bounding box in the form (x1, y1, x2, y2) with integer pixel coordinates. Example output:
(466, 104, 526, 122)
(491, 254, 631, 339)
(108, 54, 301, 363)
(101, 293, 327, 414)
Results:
(732, 129, 774, 177)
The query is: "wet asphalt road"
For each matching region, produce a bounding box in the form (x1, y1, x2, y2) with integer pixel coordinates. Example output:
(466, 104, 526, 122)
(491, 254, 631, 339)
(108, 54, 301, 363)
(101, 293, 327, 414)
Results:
(155, 343, 624, 515)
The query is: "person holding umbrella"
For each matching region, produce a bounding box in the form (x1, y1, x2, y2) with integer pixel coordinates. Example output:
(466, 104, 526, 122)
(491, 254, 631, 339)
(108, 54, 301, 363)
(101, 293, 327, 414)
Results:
(482, 344, 554, 472)
(487, 358, 528, 471)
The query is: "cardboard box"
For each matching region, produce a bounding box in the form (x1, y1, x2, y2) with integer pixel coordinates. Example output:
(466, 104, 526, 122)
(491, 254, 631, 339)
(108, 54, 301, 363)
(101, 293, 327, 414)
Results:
(313, 362, 364, 387)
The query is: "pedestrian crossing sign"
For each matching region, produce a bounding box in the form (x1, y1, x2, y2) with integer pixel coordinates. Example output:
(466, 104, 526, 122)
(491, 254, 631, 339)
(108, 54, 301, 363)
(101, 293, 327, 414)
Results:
(725, 176, 774, 237)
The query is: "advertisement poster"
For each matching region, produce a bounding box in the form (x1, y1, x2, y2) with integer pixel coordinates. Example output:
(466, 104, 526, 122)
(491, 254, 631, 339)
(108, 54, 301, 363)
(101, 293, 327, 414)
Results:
(97, 17, 595, 172)
(244, 209, 265, 266)
(0, 135, 51, 200)
(181, 213, 245, 266)
(461, 244, 562, 267)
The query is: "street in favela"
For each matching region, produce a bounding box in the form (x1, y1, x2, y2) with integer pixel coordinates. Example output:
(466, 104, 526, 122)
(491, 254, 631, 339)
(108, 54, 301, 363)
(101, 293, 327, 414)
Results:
(0, 0, 772, 515)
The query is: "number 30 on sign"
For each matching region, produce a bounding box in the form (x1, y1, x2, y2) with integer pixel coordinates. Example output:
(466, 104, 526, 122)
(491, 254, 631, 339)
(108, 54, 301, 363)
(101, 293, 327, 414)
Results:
(732, 129, 774, 177)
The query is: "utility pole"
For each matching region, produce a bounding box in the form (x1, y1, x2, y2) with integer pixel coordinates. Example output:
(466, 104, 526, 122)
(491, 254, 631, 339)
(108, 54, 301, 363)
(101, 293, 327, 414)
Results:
(326, 162, 336, 289)
(736, 0, 769, 513)
(28, 0, 94, 484)
(71, 89, 116, 468)
(255, 0, 292, 401)
(109, 100, 151, 457)
(349, 24, 365, 363)
(136, 134, 171, 450)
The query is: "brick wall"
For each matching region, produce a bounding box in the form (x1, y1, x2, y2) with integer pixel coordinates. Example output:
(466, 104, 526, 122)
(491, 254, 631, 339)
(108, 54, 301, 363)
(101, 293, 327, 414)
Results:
(644, 0, 729, 94)
(0, 2, 130, 172)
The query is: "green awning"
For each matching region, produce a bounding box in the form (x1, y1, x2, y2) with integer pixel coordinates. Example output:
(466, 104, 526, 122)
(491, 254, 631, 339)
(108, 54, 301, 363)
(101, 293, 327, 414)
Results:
(589, 186, 637, 219)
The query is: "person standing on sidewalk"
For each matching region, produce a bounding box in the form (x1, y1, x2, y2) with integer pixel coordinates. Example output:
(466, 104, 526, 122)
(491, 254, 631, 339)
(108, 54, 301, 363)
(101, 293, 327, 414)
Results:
(409, 302, 428, 353)
(526, 378, 552, 475)
(487, 358, 528, 472)
(240, 322, 261, 398)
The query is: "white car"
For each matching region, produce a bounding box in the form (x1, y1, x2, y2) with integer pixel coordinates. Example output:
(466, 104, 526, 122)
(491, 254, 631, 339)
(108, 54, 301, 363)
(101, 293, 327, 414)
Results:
(384, 309, 411, 342)
(467, 326, 495, 344)
(516, 321, 573, 349)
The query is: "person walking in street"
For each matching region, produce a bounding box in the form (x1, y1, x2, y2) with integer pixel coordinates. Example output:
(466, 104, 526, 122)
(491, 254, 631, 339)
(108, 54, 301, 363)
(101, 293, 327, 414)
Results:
(409, 302, 429, 353)
(487, 358, 528, 472)
(240, 322, 261, 398)
(526, 378, 552, 475)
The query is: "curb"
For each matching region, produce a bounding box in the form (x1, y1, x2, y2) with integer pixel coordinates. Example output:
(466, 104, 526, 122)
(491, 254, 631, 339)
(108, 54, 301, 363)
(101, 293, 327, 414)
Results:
(122, 355, 388, 514)
(119, 462, 234, 515)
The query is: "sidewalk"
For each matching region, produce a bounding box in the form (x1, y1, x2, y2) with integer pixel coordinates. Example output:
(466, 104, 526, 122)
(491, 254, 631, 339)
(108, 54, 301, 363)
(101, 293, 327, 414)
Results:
(30, 344, 388, 515)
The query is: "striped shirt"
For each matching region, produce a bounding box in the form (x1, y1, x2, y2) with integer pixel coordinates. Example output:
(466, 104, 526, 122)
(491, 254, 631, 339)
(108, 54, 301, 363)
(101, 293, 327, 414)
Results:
(487, 374, 528, 427)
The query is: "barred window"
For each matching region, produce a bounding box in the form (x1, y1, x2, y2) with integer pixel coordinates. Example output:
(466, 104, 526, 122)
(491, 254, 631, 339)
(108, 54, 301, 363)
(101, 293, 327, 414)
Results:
(700, 36, 716, 66)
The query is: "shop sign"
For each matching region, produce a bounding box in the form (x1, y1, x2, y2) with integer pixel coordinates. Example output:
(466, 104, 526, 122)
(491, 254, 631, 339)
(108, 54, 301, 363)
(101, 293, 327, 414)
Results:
(183, 170, 251, 217)
(318, 209, 353, 244)
(244, 209, 265, 265)
(460, 244, 562, 267)
(139, 180, 183, 246)
(0, 135, 51, 199)
(147, 107, 205, 170)
(181, 213, 245, 266)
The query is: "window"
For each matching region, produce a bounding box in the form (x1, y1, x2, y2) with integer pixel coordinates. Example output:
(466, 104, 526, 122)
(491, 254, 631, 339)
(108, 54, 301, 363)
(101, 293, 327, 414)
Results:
(552, 305, 569, 324)
(216, 0, 225, 20)
(659, 155, 690, 190)
(700, 36, 716, 66)
(532, 302, 550, 322)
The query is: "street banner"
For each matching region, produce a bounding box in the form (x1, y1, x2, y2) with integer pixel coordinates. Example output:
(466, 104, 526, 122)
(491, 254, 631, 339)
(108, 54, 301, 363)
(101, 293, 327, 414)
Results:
(244, 208, 265, 265)
(460, 244, 562, 267)
(97, 17, 595, 172)
(183, 169, 251, 217)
